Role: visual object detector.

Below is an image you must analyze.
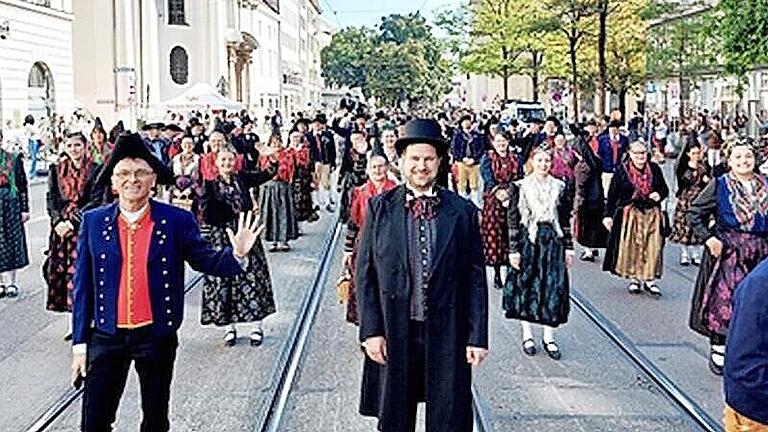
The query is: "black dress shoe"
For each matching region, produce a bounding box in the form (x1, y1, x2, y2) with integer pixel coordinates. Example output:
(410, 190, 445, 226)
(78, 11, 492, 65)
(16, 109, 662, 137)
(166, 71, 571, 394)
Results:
(522, 339, 536, 356)
(64, 332, 73, 341)
(0, 285, 6, 299)
(542, 340, 562, 360)
(250, 329, 264, 346)
(5, 284, 19, 298)
(709, 351, 724, 376)
(224, 329, 237, 347)
(493, 274, 503, 290)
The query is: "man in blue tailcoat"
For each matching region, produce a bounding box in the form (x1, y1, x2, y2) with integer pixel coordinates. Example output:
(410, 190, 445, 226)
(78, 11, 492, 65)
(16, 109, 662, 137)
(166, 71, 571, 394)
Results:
(70, 132, 264, 432)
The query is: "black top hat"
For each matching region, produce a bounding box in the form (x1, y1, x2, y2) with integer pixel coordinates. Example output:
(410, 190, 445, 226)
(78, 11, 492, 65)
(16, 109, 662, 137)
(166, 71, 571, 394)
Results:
(608, 119, 624, 128)
(395, 119, 449, 157)
(312, 114, 327, 124)
(163, 124, 184, 133)
(96, 132, 174, 186)
(142, 122, 165, 131)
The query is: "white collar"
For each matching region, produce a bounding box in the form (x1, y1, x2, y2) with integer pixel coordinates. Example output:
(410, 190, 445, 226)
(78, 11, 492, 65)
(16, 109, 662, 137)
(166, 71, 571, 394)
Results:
(119, 203, 150, 223)
(405, 184, 437, 198)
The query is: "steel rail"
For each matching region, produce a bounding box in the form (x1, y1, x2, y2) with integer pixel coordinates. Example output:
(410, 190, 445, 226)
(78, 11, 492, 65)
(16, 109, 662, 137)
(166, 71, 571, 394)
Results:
(24, 273, 205, 432)
(570, 289, 723, 432)
(255, 222, 342, 432)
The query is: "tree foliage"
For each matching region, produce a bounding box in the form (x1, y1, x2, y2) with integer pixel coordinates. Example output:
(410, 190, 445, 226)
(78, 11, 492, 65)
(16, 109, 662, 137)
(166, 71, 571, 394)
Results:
(320, 13, 451, 108)
(715, 0, 768, 80)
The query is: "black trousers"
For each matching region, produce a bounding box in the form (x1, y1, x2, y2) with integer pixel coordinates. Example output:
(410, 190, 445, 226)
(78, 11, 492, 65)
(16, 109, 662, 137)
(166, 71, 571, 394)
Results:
(81, 326, 178, 432)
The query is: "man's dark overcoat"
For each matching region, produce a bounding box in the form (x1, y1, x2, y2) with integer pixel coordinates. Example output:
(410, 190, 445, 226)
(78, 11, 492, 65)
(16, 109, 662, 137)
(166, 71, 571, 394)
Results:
(356, 185, 488, 432)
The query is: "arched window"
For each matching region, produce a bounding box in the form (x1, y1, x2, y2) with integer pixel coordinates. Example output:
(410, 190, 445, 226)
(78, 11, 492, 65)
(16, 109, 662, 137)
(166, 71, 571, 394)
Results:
(168, 0, 186, 25)
(169, 46, 188, 85)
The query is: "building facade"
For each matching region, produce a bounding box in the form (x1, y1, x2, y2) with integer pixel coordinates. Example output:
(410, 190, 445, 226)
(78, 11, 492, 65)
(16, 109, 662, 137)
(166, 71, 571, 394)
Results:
(0, 0, 74, 130)
(72, 0, 333, 128)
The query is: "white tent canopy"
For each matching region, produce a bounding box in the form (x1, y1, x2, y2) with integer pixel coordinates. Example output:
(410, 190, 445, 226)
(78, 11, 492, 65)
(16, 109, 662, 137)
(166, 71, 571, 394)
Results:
(161, 83, 243, 111)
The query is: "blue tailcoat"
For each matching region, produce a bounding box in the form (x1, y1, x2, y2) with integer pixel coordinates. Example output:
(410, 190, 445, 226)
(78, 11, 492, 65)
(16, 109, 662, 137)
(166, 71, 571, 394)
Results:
(72, 200, 242, 345)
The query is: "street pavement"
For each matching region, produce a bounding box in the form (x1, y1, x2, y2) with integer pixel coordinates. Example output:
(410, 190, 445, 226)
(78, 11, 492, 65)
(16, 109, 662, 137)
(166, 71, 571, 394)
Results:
(0, 160, 727, 431)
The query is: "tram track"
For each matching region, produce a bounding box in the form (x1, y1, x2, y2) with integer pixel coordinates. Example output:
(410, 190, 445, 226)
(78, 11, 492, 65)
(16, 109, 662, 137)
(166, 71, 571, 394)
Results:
(24, 273, 206, 432)
(570, 288, 723, 432)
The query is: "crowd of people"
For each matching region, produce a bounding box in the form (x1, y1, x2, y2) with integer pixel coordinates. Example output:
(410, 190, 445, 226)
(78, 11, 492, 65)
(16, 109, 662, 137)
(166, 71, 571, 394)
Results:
(0, 96, 767, 430)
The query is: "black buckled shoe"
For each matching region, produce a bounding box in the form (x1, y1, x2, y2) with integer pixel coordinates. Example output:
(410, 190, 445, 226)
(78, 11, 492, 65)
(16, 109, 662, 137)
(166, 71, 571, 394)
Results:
(522, 338, 536, 356)
(542, 340, 562, 360)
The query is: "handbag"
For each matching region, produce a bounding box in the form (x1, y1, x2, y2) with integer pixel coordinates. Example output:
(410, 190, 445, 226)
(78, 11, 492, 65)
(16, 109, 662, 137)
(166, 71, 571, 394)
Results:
(660, 201, 672, 238)
(336, 274, 351, 304)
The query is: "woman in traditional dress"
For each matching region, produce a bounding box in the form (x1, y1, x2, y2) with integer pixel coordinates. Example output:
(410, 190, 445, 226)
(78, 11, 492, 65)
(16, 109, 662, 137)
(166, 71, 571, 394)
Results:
(687, 138, 768, 375)
(200, 144, 277, 346)
(0, 130, 30, 299)
(259, 134, 299, 252)
(602, 140, 669, 295)
(341, 155, 396, 325)
(44, 132, 98, 337)
(505, 147, 574, 360)
(290, 131, 318, 225)
(89, 124, 112, 165)
(480, 129, 519, 289)
(199, 131, 243, 181)
(573, 135, 608, 262)
(550, 133, 578, 188)
(170, 136, 200, 213)
(338, 130, 369, 224)
(669, 140, 709, 266)
(376, 126, 401, 182)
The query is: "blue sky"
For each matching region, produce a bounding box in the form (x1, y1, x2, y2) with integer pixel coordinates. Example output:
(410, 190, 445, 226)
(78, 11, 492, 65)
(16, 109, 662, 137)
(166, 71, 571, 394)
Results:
(318, 0, 466, 30)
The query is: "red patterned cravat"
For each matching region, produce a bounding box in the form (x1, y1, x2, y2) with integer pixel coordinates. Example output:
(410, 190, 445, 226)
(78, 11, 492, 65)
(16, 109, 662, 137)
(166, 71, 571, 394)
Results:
(406, 191, 440, 220)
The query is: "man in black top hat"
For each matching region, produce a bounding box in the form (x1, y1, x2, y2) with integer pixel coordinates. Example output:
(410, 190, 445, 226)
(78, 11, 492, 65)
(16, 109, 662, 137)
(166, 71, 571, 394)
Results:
(71, 133, 264, 432)
(357, 119, 488, 432)
(188, 118, 208, 154)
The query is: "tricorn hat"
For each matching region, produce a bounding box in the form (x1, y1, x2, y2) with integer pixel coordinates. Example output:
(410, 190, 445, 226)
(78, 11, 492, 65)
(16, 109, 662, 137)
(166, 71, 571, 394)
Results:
(96, 132, 174, 186)
(163, 123, 184, 133)
(394, 119, 449, 157)
(142, 122, 165, 131)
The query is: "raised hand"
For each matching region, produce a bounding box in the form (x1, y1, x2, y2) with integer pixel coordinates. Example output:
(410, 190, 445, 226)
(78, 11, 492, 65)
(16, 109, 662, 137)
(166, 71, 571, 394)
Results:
(226, 211, 265, 258)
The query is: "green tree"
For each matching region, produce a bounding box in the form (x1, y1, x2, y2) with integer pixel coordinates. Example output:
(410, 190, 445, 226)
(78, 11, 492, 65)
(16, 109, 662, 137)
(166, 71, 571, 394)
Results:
(320, 13, 451, 108)
(320, 27, 376, 94)
(645, 1, 718, 118)
(538, 0, 599, 119)
(604, 0, 647, 118)
(715, 0, 768, 84)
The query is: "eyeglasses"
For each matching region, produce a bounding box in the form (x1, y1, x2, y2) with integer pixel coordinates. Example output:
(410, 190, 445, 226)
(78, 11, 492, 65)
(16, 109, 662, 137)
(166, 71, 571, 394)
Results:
(113, 169, 155, 180)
